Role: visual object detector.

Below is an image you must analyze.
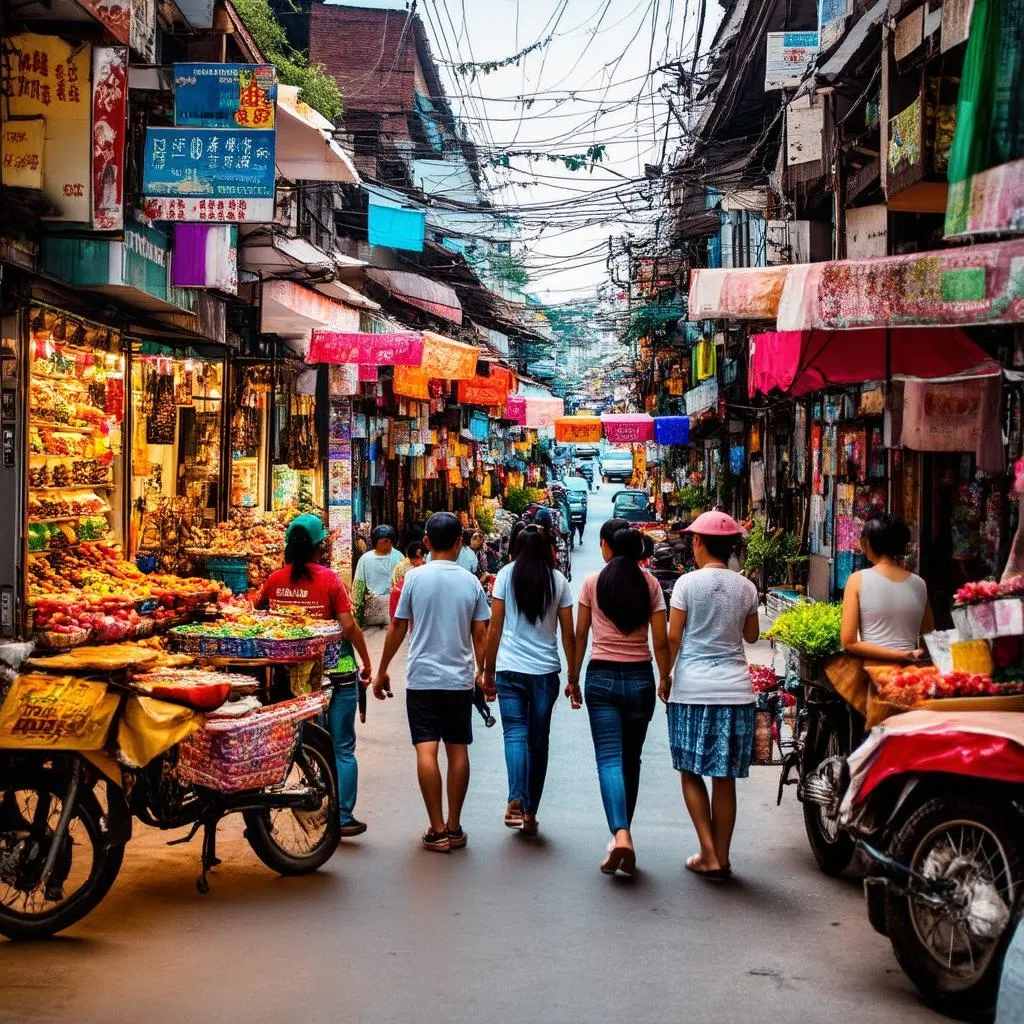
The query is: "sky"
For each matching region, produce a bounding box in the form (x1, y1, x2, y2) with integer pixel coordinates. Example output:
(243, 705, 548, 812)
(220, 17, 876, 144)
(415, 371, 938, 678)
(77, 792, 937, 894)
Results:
(405, 0, 719, 303)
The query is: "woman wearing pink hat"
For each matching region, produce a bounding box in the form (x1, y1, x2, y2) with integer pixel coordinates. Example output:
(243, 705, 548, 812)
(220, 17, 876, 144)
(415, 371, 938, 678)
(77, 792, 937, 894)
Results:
(662, 510, 760, 880)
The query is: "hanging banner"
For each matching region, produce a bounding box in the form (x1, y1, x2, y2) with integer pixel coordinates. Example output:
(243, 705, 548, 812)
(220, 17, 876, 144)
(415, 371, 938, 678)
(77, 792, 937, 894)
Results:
(457, 375, 509, 406)
(140, 196, 274, 223)
(524, 396, 564, 429)
(554, 416, 602, 444)
(130, 0, 156, 63)
(946, 157, 1024, 239)
(392, 365, 431, 400)
(490, 365, 517, 395)
(142, 127, 276, 199)
(688, 265, 791, 320)
(1, 34, 92, 222)
(358, 364, 378, 382)
(504, 394, 526, 425)
(654, 416, 690, 445)
(328, 363, 360, 397)
(173, 64, 276, 129)
(171, 224, 238, 292)
(421, 331, 479, 380)
(1, 119, 45, 189)
(307, 331, 423, 366)
(91, 46, 128, 231)
(601, 414, 655, 443)
(764, 31, 819, 90)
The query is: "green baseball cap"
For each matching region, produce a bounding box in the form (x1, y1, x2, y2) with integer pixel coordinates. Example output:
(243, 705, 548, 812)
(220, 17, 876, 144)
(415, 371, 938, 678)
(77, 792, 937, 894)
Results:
(286, 513, 327, 546)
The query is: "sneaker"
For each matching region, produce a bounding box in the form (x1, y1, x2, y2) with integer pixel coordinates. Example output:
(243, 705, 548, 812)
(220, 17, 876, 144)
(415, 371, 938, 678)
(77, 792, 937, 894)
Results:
(446, 826, 468, 849)
(339, 819, 368, 838)
(422, 829, 451, 853)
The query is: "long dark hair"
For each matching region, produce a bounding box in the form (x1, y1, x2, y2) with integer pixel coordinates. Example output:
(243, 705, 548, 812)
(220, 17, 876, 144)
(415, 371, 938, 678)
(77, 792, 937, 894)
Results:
(511, 526, 556, 625)
(596, 520, 651, 635)
(285, 526, 319, 583)
(508, 520, 527, 560)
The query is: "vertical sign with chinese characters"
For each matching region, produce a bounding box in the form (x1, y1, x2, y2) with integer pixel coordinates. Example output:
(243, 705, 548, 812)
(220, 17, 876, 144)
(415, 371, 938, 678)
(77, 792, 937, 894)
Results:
(0, 34, 92, 221)
(91, 47, 128, 231)
(173, 64, 276, 128)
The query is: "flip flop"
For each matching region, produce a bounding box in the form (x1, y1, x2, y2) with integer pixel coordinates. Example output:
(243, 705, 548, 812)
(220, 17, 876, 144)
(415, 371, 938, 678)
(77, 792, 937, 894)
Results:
(685, 855, 730, 881)
(601, 842, 636, 876)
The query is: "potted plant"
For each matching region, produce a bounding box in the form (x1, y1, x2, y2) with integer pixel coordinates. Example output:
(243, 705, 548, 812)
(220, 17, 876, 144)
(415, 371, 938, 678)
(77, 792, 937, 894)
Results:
(762, 601, 844, 682)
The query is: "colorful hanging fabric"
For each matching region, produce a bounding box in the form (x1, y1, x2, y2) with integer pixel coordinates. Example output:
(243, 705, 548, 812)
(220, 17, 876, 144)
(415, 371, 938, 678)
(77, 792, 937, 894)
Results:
(693, 338, 717, 382)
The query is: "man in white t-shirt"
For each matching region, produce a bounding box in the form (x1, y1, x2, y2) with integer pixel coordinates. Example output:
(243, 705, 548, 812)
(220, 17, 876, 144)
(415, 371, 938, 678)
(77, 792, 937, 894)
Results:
(374, 512, 491, 853)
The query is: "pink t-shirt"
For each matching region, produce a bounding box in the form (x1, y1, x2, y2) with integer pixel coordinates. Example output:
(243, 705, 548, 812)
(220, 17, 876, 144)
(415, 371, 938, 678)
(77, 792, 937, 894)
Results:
(578, 569, 665, 662)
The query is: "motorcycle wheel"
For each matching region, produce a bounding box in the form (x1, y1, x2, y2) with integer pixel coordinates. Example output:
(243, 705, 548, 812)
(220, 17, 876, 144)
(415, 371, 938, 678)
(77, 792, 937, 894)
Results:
(0, 766, 124, 940)
(801, 723, 857, 876)
(244, 723, 341, 876)
(883, 795, 1021, 1017)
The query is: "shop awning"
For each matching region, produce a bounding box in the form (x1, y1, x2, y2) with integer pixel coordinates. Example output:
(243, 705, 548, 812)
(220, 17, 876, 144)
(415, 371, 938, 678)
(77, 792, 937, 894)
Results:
(688, 265, 791, 320)
(601, 413, 655, 443)
(748, 328, 1001, 397)
(275, 85, 359, 183)
(776, 240, 1024, 331)
(524, 396, 564, 429)
(365, 269, 463, 324)
(260, 278, 360, 355)
(420, 330, 478, 379)
(307, 330, 423, 365)
(555, 415, 602, 444)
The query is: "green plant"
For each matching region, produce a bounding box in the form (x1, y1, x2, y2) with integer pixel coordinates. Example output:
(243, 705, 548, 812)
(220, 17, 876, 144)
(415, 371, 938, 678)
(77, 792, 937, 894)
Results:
(744, 517, 806, 587)
(502, 487, 532, 516)
(475, 505, 495, 535)
(762, 602, 843, 657)
(677, 484, 709, 509)
(232, 0, 343, 122)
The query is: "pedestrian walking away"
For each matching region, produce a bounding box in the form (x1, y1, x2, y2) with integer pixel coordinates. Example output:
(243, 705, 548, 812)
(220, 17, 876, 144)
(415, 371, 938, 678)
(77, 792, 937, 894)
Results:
(373, 512, 491, 852)
(353, 524, 403, 628)
(257, 513, 373, 838)
(389, 540, 426, 619)
(483, 523, 578, 836)
(574, 518, 671, 877)
(663, 510, 761, 880)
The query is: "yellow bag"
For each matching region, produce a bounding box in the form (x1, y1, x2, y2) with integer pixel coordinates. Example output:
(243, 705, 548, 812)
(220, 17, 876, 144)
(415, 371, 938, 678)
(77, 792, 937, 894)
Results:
(116, 695, 204, 768)
(0, 674, 118, 750)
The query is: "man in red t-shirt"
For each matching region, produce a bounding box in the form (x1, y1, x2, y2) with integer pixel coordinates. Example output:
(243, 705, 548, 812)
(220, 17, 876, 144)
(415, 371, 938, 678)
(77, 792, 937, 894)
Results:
(257, 514, 372, 838)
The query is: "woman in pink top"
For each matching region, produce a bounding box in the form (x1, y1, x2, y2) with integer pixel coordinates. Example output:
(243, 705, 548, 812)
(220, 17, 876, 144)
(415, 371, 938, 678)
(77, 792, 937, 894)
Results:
(574, 518, 671, 877)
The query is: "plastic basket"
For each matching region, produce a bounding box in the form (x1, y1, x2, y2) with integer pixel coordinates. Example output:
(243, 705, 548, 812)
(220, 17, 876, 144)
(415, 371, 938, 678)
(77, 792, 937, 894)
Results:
(255, 635, 326, 662)
(205, 556, 249, 596)
(175, 692, 326, 793)
(36, 627, 92, 650)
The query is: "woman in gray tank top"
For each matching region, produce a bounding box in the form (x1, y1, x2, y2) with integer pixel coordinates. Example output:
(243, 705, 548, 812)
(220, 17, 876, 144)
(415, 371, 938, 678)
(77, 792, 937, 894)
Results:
(840, 514, 933, 661)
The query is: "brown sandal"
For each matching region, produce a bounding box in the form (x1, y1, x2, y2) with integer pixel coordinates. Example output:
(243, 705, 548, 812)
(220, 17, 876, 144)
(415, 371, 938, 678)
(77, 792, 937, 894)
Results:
(504, 800, 524, 829)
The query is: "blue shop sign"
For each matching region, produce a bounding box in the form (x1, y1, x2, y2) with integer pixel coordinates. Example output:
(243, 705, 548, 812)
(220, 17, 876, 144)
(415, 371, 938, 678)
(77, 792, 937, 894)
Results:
(173, 64, 277, 129)
(142, 127, 276, 199)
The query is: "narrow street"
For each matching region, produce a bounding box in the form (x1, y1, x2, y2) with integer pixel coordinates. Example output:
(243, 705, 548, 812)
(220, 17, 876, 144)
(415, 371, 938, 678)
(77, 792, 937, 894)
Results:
(0, 491, 945, 1023)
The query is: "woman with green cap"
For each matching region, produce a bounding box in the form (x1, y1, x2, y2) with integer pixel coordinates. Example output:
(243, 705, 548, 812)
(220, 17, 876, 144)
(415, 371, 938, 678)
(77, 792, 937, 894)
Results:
(258, 513, 374, 838)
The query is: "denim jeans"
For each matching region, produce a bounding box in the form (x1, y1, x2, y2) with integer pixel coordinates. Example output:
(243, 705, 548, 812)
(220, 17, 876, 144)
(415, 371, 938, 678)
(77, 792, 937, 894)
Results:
(496, 670, 560, 814)
(585, 661, 656, 834)
(327, 681, 359, 825)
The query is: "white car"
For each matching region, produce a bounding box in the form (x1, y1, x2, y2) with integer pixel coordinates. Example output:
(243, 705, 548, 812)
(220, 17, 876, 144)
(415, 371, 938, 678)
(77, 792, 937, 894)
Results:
(600, 448, 633, 482)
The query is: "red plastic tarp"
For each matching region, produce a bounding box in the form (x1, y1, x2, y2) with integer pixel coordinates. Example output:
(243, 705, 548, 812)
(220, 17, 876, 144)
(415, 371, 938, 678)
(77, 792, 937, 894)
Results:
(747, 328, 1000, 398)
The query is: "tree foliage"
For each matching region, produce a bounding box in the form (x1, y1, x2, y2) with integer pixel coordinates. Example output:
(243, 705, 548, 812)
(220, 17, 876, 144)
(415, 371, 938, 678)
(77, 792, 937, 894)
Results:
(492, 145, 606, 173)
(454, 37, 553, 79)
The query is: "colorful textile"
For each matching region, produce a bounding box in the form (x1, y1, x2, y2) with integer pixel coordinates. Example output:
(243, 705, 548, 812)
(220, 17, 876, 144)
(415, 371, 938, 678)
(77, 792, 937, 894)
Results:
(693, 338, 717, 382)
(667, 703, 756, 778)
(367, 198, 425, 251)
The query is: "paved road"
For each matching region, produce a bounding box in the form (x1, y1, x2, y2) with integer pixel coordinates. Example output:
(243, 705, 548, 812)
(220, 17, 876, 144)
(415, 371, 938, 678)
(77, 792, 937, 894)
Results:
(0, 489, 947, 1024)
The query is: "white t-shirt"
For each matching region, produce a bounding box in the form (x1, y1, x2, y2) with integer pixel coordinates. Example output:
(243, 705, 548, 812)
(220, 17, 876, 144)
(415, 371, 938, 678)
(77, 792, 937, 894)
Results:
(394, 561, 491, 690)
(669, 567, 758, 705)
(492, 564, 572, 675)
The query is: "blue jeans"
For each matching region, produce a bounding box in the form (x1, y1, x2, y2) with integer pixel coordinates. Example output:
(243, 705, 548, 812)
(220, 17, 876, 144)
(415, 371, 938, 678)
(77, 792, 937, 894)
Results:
(585, 661, 656, 834)
(327, 682, 359, 825)
(496, 670, 560, 814)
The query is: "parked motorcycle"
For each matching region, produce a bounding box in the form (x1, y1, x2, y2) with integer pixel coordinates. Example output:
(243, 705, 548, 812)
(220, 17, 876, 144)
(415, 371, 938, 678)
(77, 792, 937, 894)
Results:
(0, 668, 341, 941)
(842, 709, 1024, 1016)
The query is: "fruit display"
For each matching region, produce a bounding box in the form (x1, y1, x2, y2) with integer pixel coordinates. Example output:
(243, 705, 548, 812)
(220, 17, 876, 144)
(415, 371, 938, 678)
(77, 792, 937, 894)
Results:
(191, 508, 294, 591)
(873, 664, 1024, 708)
(28, 492, 110, 521)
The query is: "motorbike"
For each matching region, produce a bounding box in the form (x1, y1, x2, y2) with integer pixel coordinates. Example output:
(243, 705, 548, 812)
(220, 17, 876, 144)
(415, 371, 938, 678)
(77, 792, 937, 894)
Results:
(841, 709, 1024, 1017)
(0, 664, 341, 941)
(776, 654, 864, 875)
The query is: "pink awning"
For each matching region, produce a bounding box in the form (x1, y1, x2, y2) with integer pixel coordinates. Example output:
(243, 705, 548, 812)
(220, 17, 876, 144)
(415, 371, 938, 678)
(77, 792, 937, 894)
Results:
(600, 413, 654, 443)
(776, 240, 1024, 331)
(365, 268, 462, 324)
(748, 328, 1000, 398)
(688, 265, 791, 320)
(524, 396, 564, 429)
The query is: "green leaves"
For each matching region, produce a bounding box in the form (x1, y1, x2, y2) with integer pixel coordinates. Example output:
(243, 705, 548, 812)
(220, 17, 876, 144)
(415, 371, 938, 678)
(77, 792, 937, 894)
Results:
(762, 601, 843, 657)
(490, 145, 607, 173)
(453, 37, 553, 80)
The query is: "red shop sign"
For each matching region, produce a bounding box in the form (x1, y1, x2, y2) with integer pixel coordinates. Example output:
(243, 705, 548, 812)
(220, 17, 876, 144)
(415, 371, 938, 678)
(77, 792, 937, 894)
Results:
(91, 46, 128, 232)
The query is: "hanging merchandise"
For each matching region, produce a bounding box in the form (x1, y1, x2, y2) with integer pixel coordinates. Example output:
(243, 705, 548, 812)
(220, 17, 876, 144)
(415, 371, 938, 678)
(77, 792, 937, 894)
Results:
(288, 395, 318, 471)
(146, 368, 177, 445)
(175, 364, 194, 406)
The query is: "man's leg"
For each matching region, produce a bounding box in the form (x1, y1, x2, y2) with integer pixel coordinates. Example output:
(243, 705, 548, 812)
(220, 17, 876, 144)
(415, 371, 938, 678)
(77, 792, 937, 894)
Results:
(444, 743, 470, 832)
(327, 681, 360, 826)
(415, 741, 446, 834)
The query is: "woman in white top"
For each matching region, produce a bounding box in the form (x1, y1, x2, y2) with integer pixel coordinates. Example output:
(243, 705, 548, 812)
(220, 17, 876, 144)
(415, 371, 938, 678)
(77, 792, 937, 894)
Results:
(483, 525, 577, 836)
(841, 514, 933, 661)
(664, 511, 761, 881)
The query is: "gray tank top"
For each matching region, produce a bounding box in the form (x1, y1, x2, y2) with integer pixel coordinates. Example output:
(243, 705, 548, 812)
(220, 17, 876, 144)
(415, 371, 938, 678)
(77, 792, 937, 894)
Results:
(858, 568, 927, 652)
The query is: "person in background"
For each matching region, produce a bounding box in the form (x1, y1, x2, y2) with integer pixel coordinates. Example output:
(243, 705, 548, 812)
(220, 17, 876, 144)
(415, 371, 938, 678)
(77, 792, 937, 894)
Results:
(574, 519, 671, 877)
(664, 511, 759, 880)
(373, 513, 491, 853)
(257, 513, 373, 838)
(649, 544, 681, 613)
(352, 525, 403, 628)
(841, 513, 933, 661)
(483, 525, 577, 836)
(457, 529, 482, 575)
(469, 530, 487, 575)
(389, 540, 426, 620)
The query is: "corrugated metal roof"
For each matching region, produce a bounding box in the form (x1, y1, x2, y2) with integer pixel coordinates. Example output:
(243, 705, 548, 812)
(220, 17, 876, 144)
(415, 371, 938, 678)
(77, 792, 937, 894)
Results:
(365, 268, 462, 324)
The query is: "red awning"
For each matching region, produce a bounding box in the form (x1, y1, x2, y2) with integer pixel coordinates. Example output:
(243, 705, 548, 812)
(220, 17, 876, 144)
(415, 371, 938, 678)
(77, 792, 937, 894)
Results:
(365, 268, 462, 325)
(748, 328, 1000, 398)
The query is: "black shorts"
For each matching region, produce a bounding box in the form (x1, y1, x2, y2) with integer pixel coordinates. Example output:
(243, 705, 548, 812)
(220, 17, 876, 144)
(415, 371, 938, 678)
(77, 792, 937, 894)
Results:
(406, 689, 474, 746)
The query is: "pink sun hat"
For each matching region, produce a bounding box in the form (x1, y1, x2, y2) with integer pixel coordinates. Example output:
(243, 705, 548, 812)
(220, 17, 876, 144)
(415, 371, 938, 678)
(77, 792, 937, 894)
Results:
(684, 510, 744, 536)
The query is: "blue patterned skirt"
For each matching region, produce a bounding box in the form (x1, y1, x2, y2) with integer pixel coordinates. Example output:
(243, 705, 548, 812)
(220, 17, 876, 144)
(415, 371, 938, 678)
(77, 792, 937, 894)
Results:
(667, 703, 756, 778)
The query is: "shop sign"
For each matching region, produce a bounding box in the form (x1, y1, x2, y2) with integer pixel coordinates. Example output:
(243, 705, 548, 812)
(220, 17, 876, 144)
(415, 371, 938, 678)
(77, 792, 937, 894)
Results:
(92, 47, 128, 231)
(75, 0, 131, 42)
(685, 379, 719, 416)
(1, 34, 91, 222)
(173, 64, 277, 129)
(307, 331, 424, 366)
(171, 224, 238, 293)
(554, 416, 602, 444)
(392, 365, 431, 400)
(818, 0, 851, 49)
(602, 415, 655, 443)
(764, 32, 818, 91)
(0, 674, 119, 750)
(941, 0, 975, 52)
(845, 204, 888, 258)
(140, 196, 274, 223)
(130, 0, 156, 63)
(421, 331, 480, 380)
(122, 217, 172, 296)
(457, 374, 509, 407)
(1, 119, 44, 189)
(142, 127, 276, 199)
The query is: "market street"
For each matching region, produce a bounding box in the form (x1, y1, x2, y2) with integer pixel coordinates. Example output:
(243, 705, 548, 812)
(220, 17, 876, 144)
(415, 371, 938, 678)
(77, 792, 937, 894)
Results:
(0, 489, 945, 1024)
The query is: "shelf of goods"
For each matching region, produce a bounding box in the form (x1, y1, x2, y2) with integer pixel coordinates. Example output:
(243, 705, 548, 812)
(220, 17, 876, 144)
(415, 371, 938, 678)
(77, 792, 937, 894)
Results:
(28, 541, 228, 650)
(28, 343, 123, 554)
